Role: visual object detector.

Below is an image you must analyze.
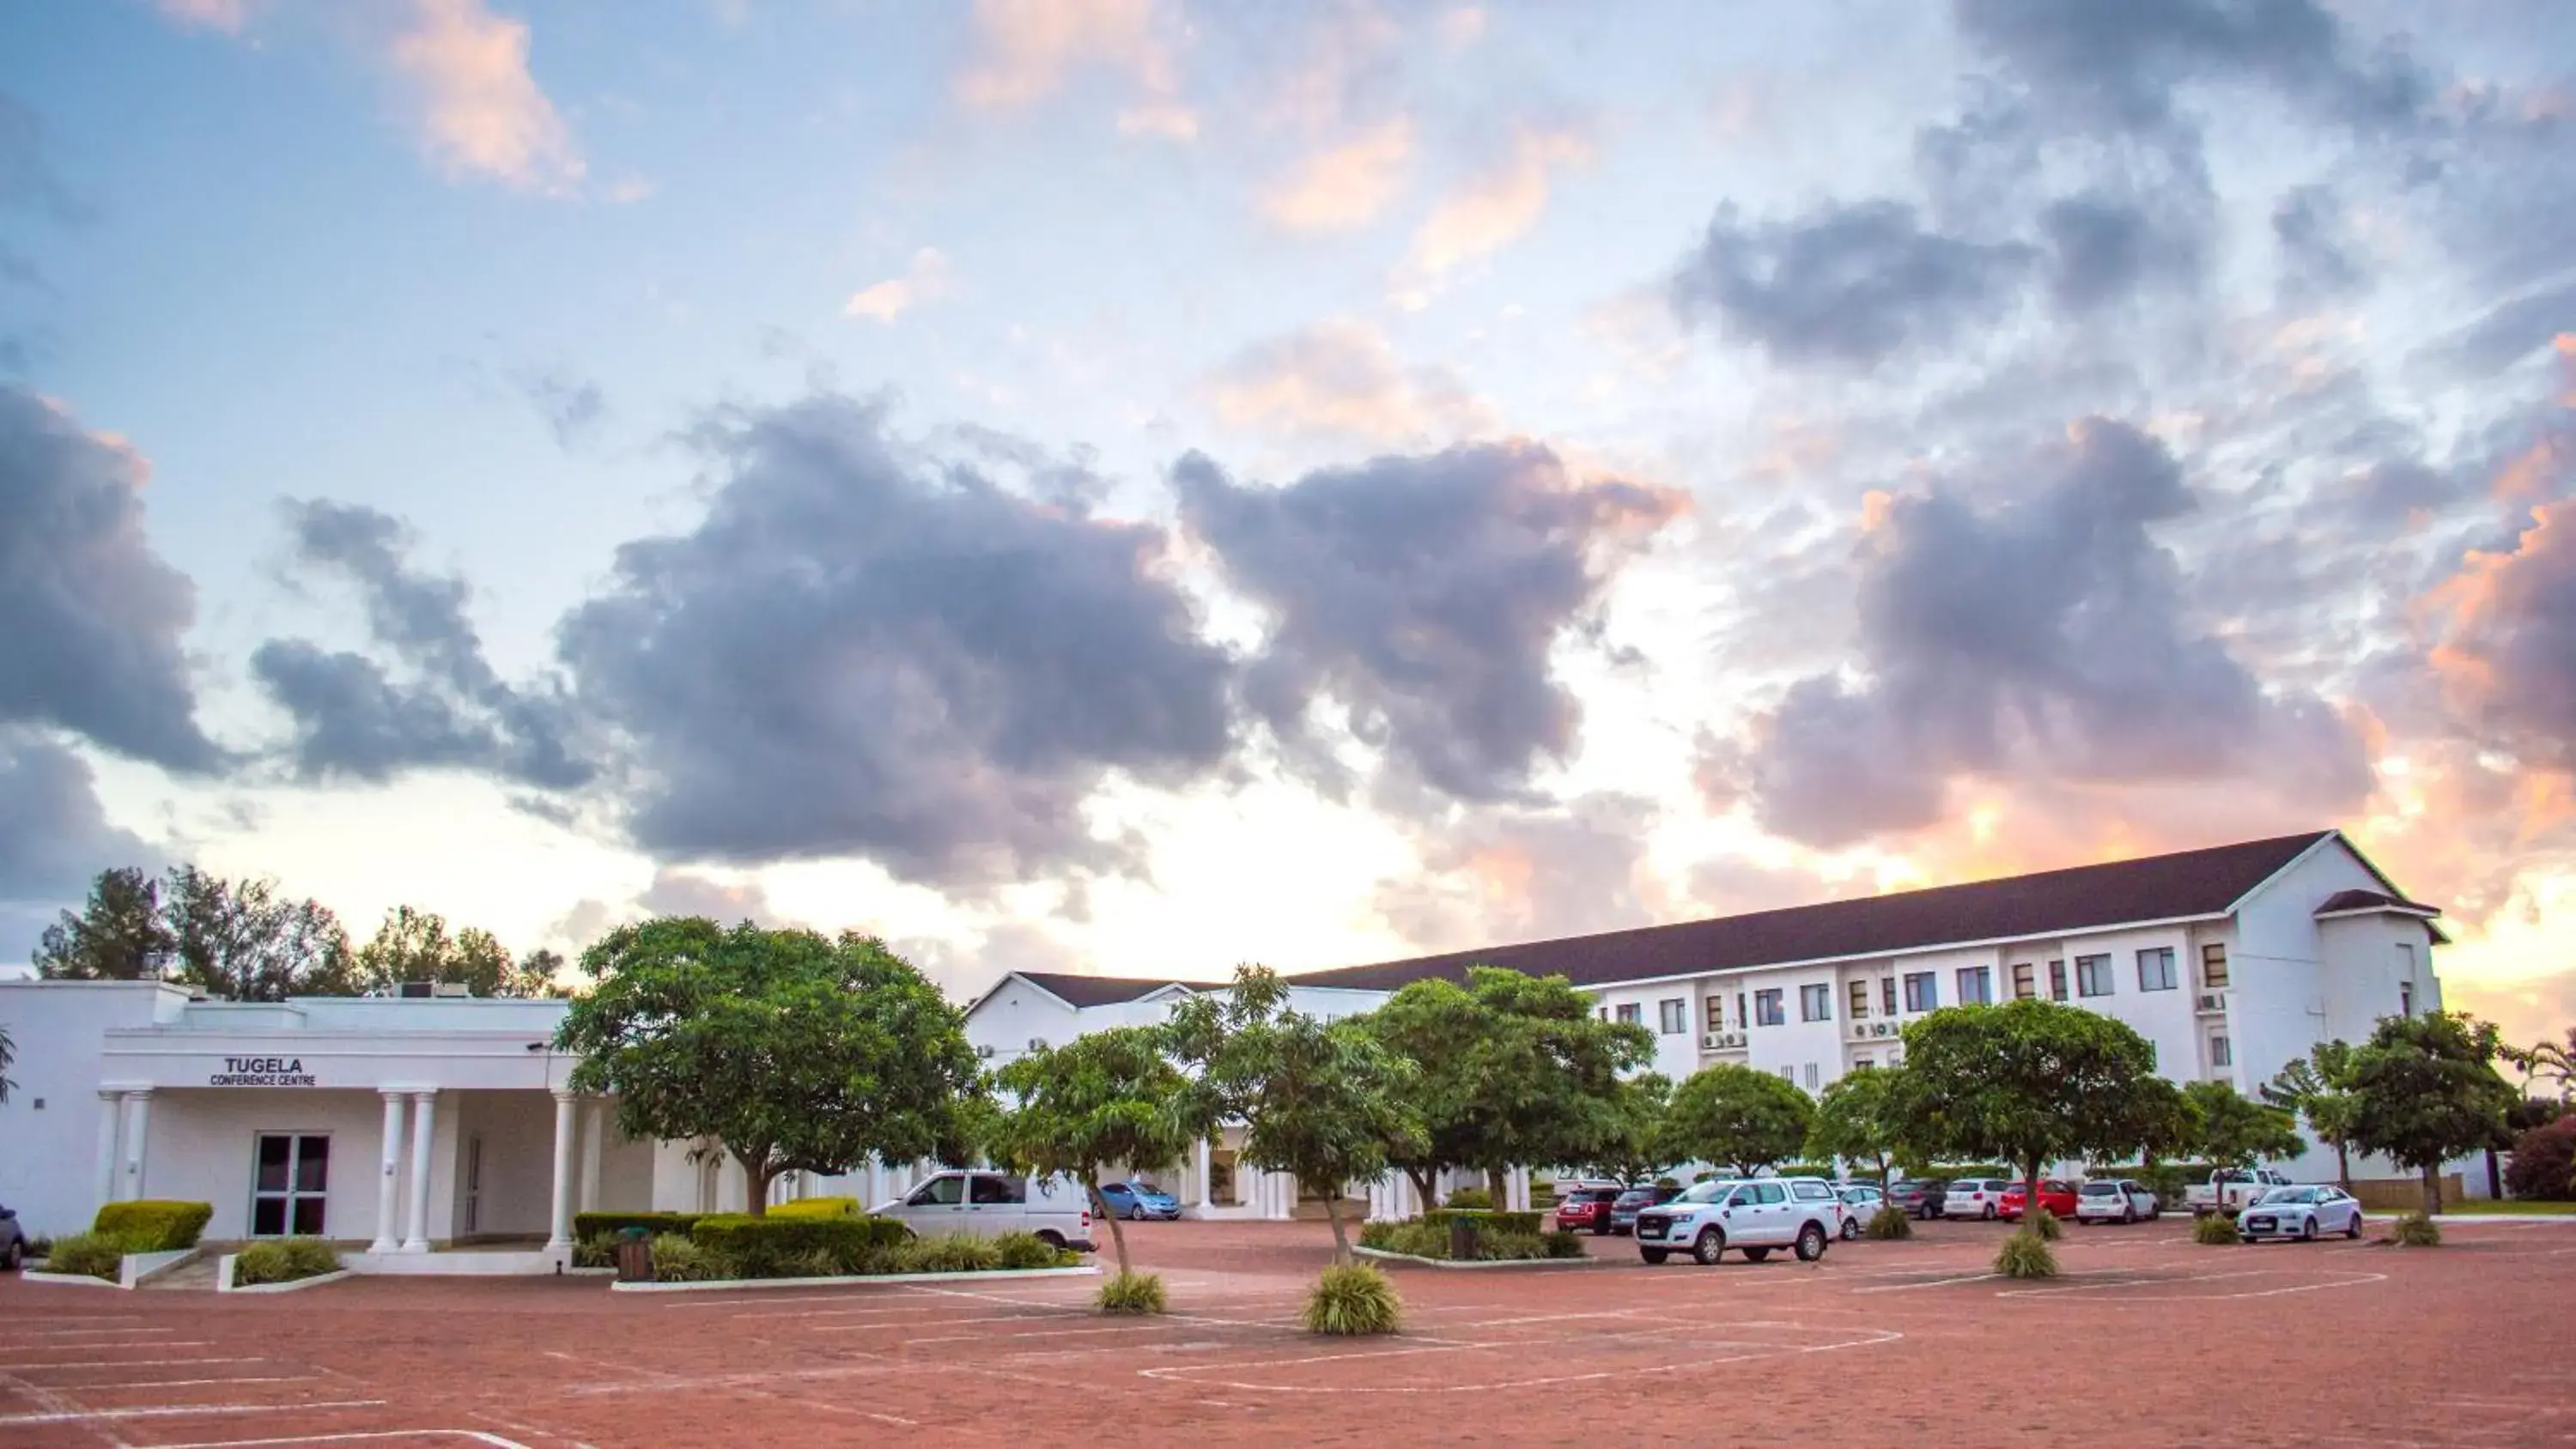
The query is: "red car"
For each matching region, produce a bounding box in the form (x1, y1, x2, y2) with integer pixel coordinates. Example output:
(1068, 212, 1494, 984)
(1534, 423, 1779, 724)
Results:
(1552, 1186, 1624, 1234)
(1999, 1179, 2081, 1221)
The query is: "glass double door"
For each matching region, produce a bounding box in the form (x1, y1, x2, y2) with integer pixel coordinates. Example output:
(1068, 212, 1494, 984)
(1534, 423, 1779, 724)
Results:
(252, 1133, 329, 1236)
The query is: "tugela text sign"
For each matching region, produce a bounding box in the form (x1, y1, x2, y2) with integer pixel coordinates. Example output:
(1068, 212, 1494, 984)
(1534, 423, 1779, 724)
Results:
(210, 1056, 317, 1087)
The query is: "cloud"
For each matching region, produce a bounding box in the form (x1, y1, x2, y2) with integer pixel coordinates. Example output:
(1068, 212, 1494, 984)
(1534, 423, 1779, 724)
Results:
(0, 732, 159, 930)
(1259, 118, 1414, 232)
(1374, 793, 1662, 950)
(155, 0, 252, 32)
(556, 392, 1238, 887)
(1672, 199, 2036, 368)
(389, 0, 585, 192)
(2446, 968, 2576, 1061)
(1711, 417, 2374, 846)
(954, 0, 1194, 140)
(843, 247, 954, 324)
(516, 367, 605, 448)
(635, 867, 779, 926)
(2038, 191, 2204, 312)
(1400, 122, 1592, 294)
(0, 89, 96, 228)
(0, 386, 219, 772)
(2270, 182, 2367, 305)
(2423, 494, 2576, 775)
(1176, 440, 1682, 803)
(253, 499, 591, 788)
(1202, 318, 1492, 445)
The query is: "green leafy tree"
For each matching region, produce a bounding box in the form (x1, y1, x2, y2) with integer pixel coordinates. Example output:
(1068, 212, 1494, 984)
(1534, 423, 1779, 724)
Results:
(1582, 1071, 1674, 1185)
(1807, 1065, 1905, 1188)
(1661, 1063, 1815, 1177)
(2347, 1011, 2519, 1216)
(510, 948, 573, 999)
(161, 866, 358, 1001)
(1884, 1000, 2176, 1222)
(2182, 1080, 2306, 1188)
(997, 1026, 1212, 1279)
(557, 919, 982, 1217)
(2262, 1041, 2362, 1189)
(1363, 967, 1653, 1204)
(354, 906, 550, 998)
(0, 1022, 15, 1105)
(33, 867, 173, 981)
(2501, 1027, 2574, 1101)
(1167, 966, 1425, 1264)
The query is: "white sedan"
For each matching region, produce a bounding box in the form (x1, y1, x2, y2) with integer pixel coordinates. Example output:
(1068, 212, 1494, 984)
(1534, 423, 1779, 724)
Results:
(2235, 1185, 2366, 1242)
(2072, 1179, 2160, 1224)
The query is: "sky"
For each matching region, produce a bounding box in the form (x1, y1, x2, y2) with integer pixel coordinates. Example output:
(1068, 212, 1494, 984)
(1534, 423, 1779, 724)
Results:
(2, 0, 2573, 1048)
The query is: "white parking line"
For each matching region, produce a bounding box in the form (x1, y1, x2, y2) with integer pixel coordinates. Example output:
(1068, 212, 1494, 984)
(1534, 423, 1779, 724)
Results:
(905, 1323, 1170, 1345)
(1849, 1272, 2002, 1293)
(14, 1357, 268, 1372)
(15, 1341, 215, 1355)
(41, 1375, 316, 1391)
(152, 1433, 536, 1448)
(23, 1327, 175, 1339)
(0, 1400, 387, 1427)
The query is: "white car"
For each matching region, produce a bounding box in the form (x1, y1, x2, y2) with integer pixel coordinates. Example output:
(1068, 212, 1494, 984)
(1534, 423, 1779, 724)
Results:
(2235, 1185, 2366, 1242)
(2072, 1179, 2160, 1225)
(2188, 1167, 2293, 1218)
(1836, 1184, 1885, 1239)
(871, 1169, 1097, 1252)
(1633, 1177, 1842, 1265)
(1943, 1178, 2015, 1220)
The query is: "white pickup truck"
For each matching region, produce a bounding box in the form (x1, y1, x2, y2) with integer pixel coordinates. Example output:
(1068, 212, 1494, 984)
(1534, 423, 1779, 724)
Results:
(2187, 1167, 2293, 1218)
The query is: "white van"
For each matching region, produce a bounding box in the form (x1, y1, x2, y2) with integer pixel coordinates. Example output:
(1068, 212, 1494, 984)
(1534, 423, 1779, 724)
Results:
(870, 1169, 1097, 1252)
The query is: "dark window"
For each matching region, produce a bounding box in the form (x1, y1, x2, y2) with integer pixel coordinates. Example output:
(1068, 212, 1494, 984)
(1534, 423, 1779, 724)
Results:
(1848, 979, 1871, 1019)
(1754, 989, 1786, 1027)
(1705, 995, 1725, 1031)
(2136, 948, 2178, 991)
(2048, 960, 2068, 1001)
(1880, 977, 1897, 1016)
(2011, 963, 2035, 1000)
(1659, 998, 1687, 1034)
(1615, 1002, 1641, 1025)
(908, 1174, 965, 1207)
(250, 1133, 328, 1239)
(2076, 955, 2114, 997)
(1902, 973, 1936, 1013)
(2201, 943, 2229, 990)
(1956, 966, 1993, 1004)
(1753, 1182, 1787, 1204)
(969, 1173, 1025, 1204)
(1800, 984, 1832, 1022)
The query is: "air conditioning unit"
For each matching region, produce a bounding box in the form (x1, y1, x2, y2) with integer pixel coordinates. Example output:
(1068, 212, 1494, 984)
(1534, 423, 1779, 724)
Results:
(1026, 1038, 1048, 1052)
(396, 981, 435, 999)
(1877, 1022, 1895, 1038)
(974, 1044, 994, 1058)
(2196, 992, 2225, 1012)
(432, 981, 471, 998)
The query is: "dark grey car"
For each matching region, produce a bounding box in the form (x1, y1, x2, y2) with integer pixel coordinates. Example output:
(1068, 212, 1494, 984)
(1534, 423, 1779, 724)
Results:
(0, 1203, 25, 1271)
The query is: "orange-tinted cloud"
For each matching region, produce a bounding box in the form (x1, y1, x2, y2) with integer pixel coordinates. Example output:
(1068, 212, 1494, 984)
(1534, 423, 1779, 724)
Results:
(391, 0, 584, 192)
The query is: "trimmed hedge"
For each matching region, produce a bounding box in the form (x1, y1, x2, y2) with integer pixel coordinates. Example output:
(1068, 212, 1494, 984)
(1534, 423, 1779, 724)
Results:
(45, 1232, 126, 1281)
(1421, 1208, 1546, 1236)
(771, 1196, 865, 1219)
(690, 1213, 911, 1277)
(94, 1200, 213, 1252)
(574, 1211, 703, 1241)
(2505, 1117, 2576, 1202)
(235, 1237, 339, 1286)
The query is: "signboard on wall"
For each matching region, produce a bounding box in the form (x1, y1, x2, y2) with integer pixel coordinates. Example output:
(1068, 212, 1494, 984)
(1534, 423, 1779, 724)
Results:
(208, 1056, 319, 1087)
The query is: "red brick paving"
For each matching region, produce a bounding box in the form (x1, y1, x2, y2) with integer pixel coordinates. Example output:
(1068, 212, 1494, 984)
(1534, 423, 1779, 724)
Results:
(3, 1216, 2569, 1447)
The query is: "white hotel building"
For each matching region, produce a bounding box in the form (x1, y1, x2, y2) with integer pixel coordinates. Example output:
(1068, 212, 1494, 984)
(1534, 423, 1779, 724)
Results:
(0, 830, 2449, 1258)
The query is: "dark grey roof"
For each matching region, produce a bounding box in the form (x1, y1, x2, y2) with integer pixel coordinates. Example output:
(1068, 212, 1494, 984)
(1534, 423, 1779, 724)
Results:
(2312, 888, 2438, 916)
(1008, 972, 1224, 1009)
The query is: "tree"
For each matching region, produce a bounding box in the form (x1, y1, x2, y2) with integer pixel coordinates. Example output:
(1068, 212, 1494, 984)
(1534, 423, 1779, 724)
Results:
(996, 1026, 1212, 1280)
(2501, 1027, 2574, 1100)
(1661, 1063, 1815, 1177)
(2182, 1081, 2306, 1185)
(2347, 1011, 2518, 1216)
(1362, 967, 1653, 1205)
(33, 867, 172, 981)
(1582, 1071, 1674, 1186)
(1807, 1065, 1905, 1188)
(0, 1022, 15, 1105)
(510, 948, 573, 999)
(355, 906, 550, 998)
(2262, 1041, 2362, 1189)
(1883, 1000, 2175, 1225)
(161, 867, 358, 1001)
(556, 919, 982, 1217)
(1167, 966, 1425, 1264)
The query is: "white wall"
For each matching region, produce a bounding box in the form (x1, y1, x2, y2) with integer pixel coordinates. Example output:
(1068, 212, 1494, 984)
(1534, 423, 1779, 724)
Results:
(451, 1091, 556, 1239)
(0, 981, 191, 1237)
(149, 1088, 393, 1241)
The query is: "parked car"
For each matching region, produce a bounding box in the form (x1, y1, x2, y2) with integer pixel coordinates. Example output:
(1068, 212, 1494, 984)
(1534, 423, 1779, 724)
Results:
(1607, 1184, 1684, 1234)
(1634, 1177, 1841, 1265)
(1998, 1179, 2081, 1222)
(2237, 1185, 2366, 1242)
(1097, 1180, 1182, 1221)
(872, 1170, 1097, 1251)
(1836, 1184, 1885, 1239)
(1553, 1185, 1625, 1235)
(0, 1203, 22, 1271)
(2188, 1167, 2294, 1219)
(1942, 1179, 2016, 1220)
(1887, 1179, 1949, 1220)
(2073, 1179, 2160, 1224)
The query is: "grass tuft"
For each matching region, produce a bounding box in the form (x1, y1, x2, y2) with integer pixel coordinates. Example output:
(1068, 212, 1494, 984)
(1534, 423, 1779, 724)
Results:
(1303, 1263, 1402, 1336)
(1097, 1270, 1167, 1314)
(2028, 1207, 2063, 1241)
(2193, 1213, 2241, 1246)
(1864, 1205, 1914, 1240)
(2391, 1211, 2441, 1247)
(1995, 1228, 2058, 1279)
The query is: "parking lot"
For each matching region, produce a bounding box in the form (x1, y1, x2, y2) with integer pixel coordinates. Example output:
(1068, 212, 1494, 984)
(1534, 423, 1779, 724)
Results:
(5, 1216, 2572, 1447)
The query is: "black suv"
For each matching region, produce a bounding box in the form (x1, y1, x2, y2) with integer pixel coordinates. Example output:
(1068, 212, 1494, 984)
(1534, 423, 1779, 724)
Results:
(1607, 1184, 1683, 1234)
(1886, 1179, 1950, 1220)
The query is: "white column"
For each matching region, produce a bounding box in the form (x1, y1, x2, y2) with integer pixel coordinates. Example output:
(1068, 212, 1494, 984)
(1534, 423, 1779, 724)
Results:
(403, 1090, 438, 1252)
(120, 1091, 153, 1201)
(94, 1090, 124, 1209)
(579, 1100, 605, 1213)
(1194, 1139, 1212, 1213)
(370, 1091, 408, 1253)
(546, 1089, 578, 1251)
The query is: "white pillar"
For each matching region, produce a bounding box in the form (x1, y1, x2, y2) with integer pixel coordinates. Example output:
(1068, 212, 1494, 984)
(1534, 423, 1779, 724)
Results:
(370, 1091, 408, 1253)
(579, 1100, 605, 1213)
(94, 1090, 124, 1209)
(403, 1090, 438, 1252)
(120, 1091, 153, 1201)
(1194, 1139, 1212, 1213)
(546, 1089, 578, 1251)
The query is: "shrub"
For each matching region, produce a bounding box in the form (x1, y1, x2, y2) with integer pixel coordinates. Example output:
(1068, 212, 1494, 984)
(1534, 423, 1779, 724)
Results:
(2029, 1207, 2063, 1241)
(1421, 1209, 1545, 1237)
(45, 1232, 125, 1281)
(1098, 1270, 1166, 1314)
(991, 1231, 1076, 1270)
(1865, 1206, 1914, 1240)
(1303, 1263, 1401, 1336)
(234, 1237, 339, 1286)
(1441, 1186, 1494, 1210)
(647, 1233, 730, 1282)
(1654, 1176, 1680, 1189)
(2392, 1211, 2441, 1247)
(690, 1213, 910, 1278)
(780, 1246, 841, 1278)
(1539, 1230, 1588, 1259)
(574, 1210, 702, 1241)
(770, 1196, 863, 1220)
(1371, 1221, 1450, 1258)
(1357, 1220, 1398, 1250)
(2505, 1117, 2576, 1202)
(573, 1233, 618, 1269)
(1995, 1229, 2058, 1279)
(899, 1233, 1002, 1274)
(1776, 1163, 1841, 1181)
(93, 1200, 213, 1252)
(2193, 1213, 2241, 1246)
(1473, 1229, 1546, 1260)
(1692, 1170, 1719, 1184)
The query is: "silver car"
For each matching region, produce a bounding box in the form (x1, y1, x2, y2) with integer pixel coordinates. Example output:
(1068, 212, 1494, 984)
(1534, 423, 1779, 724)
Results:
(1942, 1178, 2014, 1220)
(2072, 1179, 2160, 1225)
(2236, 1185, 2366, 1242)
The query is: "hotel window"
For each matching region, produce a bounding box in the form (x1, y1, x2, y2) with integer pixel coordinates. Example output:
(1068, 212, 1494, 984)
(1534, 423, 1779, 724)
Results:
(1850, 1055, 1874, 1070)
(2201, 943, 2230, 990)
(2399, 980, 2415, 1016)
(2076, 954, 2114, 997)
(2136, 948, 2178, 991)
(1956, 966, 1993, 1005)
(1705, 996, 1725, 1031)
(2210, 1033, 2233, 1069)
(1738, 993, 1749, 1033)
(1802, 1062, 1820, 1089)
(1902, 972, 1936, 1013)
(1801, 983, 1833, 1022)
(252, 1133, 331, 1237)
(1880, 977, 1898, 1016)
(1754, 989, 1786, 1027)
(1615, 1003, 1641, 1025)
(1659, 998, 1687, 1034)
(2048, 960, 2068, 1001)
(1849, 979, 1871, 1019)
(2011, 962, 2036, 1000)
